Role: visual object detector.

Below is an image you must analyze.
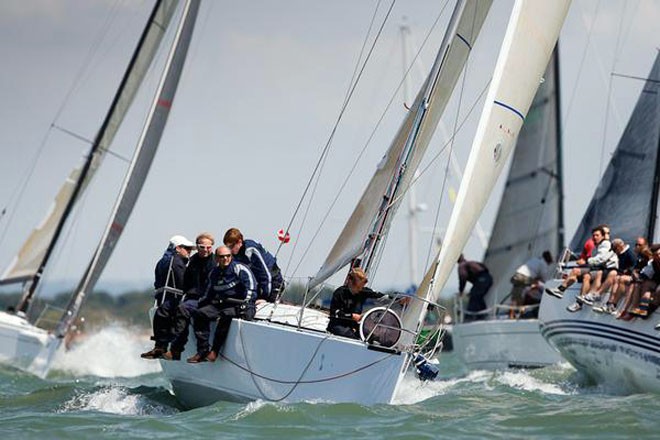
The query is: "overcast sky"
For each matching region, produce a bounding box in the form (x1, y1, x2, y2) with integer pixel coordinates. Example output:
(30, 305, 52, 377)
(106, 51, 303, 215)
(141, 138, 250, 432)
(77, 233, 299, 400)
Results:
(1, 0, 659, 296)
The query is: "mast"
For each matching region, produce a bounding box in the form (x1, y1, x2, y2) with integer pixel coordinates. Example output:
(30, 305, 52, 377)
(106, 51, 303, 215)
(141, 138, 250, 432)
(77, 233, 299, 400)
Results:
(14, 0, 178, 314)
(554, 42, 566, 249)
(56, 0, 200, 338)
(401, 21, 419, 286)
(647, 106, 660, 242)
(308, 0, 493, 289)
(358, 1, 470, 275)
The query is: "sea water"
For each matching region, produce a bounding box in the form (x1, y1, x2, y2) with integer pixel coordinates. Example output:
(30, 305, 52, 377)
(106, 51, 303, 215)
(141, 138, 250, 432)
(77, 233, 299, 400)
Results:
(0, 324, 656, 439)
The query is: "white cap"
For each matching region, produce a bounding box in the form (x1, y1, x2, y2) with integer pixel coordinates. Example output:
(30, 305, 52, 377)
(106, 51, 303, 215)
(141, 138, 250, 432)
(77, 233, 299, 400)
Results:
(170, 235, 194, 248)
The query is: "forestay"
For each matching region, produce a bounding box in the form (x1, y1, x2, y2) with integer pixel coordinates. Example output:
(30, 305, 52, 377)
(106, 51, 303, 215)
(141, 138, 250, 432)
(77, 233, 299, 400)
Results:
(402, 0, 571, 338)
(309, 0, 493, 289)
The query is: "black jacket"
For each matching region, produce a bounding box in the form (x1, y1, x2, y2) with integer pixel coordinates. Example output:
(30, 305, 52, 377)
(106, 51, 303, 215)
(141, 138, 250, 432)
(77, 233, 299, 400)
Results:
(327, 285, 384, 330)
(183, 253, 216, 298)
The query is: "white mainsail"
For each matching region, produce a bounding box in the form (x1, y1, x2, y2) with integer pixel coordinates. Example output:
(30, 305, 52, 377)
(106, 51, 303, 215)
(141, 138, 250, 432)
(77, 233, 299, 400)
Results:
(402, 0, 571, 336)
(310, 0, 493, 288)
(1, 0, 178, 295)
(56, 0, 200, 338)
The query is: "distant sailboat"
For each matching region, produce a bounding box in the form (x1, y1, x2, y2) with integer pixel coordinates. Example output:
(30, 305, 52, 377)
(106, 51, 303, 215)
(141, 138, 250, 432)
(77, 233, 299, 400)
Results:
(0, 0, 192, 377)
(539, 51, 660, 393)
(158, 0, 569, 407)
(450, 48, 565, 370)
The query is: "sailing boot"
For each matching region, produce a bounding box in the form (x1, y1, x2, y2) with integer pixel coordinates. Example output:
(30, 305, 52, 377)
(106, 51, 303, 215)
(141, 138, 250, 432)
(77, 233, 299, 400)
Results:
(186, 352, 209, 363)
(140, 347, 166, 359)
(163, 350, 181, 361)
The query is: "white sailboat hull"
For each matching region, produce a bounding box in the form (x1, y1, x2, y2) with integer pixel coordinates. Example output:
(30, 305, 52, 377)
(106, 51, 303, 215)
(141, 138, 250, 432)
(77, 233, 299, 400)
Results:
(452, 317, 562, 370)
(539, 281, 660, 393)
(0, 311, 60, 377)
(159, 316, 407, 407)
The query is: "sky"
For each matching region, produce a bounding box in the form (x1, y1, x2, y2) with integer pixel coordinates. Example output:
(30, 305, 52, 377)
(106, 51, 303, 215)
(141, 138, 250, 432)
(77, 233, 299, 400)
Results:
(0, 0, 659, 296)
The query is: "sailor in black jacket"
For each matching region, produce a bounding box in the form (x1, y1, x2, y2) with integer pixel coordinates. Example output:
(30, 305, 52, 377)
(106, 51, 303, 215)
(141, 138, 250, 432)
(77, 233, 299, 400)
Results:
(165, 233, 216, 360)
(327, 267, 385, 339)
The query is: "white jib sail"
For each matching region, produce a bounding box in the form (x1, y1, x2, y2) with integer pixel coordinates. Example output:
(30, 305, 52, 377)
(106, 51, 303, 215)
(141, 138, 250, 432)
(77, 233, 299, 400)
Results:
(402, 0, 571, 337)
(310, 0, 493, 288)
(0, 1, 179, 285)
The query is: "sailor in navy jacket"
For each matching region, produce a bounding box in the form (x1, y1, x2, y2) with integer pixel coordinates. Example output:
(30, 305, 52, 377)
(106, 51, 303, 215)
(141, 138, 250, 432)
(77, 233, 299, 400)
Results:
(189, 246, 256, 362)
(224, 227, 284, 302)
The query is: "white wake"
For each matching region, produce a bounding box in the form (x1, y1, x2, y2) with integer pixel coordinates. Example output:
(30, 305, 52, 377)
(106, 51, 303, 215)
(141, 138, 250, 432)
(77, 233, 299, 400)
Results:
(52, 323, 161, 378)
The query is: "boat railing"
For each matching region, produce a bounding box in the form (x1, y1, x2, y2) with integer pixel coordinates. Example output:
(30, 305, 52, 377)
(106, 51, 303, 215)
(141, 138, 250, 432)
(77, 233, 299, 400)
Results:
(275, 278, 446, 357)
(379, 293, 447, 358)
(453, 294, 540, 323)
(33, 303, 68, 331)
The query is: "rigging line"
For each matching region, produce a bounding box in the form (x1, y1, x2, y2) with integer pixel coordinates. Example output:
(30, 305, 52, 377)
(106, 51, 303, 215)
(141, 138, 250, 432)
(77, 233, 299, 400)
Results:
(382, 79, 490, 219)
(283, 151, 329, 278)
(561, 0, 602, 129)
(274, 0, 397, 260)
(287, 1, 453, 276)
(51, 124, 132, 164)
(597, 0, 627, 179)
(281, 0, 390, 275)
(282, 0, 391, 274)
(611, 73, 660, 85)
(0, 0, 123, 253)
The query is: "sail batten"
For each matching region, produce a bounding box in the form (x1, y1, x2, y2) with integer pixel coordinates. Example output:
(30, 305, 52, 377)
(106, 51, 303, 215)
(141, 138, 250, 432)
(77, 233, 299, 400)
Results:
(309, 0, 493, 289)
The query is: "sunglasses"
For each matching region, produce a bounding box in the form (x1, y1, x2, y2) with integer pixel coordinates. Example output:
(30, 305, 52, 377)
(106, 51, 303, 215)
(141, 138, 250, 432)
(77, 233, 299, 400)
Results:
(197, 244, 213, 250)
(217, 254, 232, 259)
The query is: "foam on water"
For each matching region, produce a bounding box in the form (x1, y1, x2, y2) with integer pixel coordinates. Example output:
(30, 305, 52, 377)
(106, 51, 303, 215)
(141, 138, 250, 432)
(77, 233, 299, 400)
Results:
(494, 370, 572, 395)
(393, 370, 490, 404)
(393, 366, 574, 404)
(60, 385, 168, 416)
(53, 323, 161, 378)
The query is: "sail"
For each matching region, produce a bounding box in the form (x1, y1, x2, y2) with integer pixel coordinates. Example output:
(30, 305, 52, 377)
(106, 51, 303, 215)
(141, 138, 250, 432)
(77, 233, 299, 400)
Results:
(569, 53, 660, 249)
(482, 48, 564, 303)
(310, 0, 493, 288)
(401, 0, 570, 336)
(56, 0, 201, 338)
(1, 0, 179, 286)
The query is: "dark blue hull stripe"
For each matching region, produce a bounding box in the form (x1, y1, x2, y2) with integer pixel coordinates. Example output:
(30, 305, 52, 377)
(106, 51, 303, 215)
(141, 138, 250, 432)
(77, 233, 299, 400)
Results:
(494, 100, 525, 120)
(541, 319, 660, 344)
(541, 321, 660, 354)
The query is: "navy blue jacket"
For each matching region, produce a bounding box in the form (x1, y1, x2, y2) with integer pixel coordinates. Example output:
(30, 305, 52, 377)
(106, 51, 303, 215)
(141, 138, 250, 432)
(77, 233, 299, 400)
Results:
(233, 239, 278, 300)
(204, 260, 256, 304)
(617, 246, 636, 274)
(154, 246, 187, 295)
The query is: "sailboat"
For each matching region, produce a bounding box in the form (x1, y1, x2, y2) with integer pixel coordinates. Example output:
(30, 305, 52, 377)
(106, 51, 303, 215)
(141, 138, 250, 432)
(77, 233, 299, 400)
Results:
(539, 51, 660, 393)
(0, 0, 194, 377)
(450, 48, 565, 370)
(157, 0, 569, 407)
